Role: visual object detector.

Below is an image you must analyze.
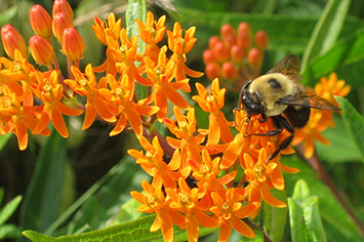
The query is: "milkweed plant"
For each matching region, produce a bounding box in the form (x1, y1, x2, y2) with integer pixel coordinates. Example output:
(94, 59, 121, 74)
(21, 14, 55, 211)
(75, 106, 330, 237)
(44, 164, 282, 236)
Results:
(0, 0, 363, 241)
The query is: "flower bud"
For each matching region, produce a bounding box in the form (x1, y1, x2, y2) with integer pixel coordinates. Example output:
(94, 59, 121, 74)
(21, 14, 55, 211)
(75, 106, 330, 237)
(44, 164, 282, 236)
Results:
(52, 0, 73, 20)
(61, 27, 85, 60)
(208, 35, 220, 50)
(205, 63, 221, 81)
(221, 24, 235, 39)
(222, 62, 238, 81)
(30, 4, 52, 39)
(236, 31, 252, 51)
(238, 22, 252, 37)
(52, 13, 73, 42)
(29, 35, 55, 66)
(1, 24, 28, 59)
(230, 44, 244, 64)
(203, 49, 216, 64)
(212, 40, 229, 62)
(255, 30, 269, 50)
(247, 48, 263, 67)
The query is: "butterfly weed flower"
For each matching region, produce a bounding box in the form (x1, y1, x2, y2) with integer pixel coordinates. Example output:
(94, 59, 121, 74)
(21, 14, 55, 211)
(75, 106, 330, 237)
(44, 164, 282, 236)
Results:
(1, 25, 28, 59)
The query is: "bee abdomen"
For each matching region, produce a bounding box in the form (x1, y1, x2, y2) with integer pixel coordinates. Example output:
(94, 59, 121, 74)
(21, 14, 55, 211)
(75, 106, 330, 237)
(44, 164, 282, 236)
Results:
(283, 106, 310, 128)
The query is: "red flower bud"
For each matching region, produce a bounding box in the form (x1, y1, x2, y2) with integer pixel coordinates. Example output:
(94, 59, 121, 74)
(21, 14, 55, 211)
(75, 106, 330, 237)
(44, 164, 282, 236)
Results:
(222, 62, 238, 81)
(61, 27, 85, 61)
(29, 35, 55, 66)
(212, 40, 229, 62)
(205, 63, 221, 81)
(236, 31, 252, 51)
(52, 0, 73, 20)
(230, 45, 244, 64)
(203, 49, 217, 64)
(255, 30, 269, 50)
(30, 4, 52, 39)
(1, 24, 28, 59)
(52, 13, 73, 42)
(247, 48, 263, 67)
(221, 24, 236, 39)
(238, 22, 252, 37)
(208, 36, 220, 50)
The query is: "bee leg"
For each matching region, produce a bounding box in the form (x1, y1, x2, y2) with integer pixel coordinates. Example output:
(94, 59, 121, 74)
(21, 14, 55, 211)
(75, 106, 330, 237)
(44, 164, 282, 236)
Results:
(267, 116, 294, 162)
(257, 114, 267, 123)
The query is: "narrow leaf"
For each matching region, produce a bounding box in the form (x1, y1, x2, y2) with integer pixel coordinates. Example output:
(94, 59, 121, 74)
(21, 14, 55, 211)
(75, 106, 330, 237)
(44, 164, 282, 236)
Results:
(126, 0, 146, 53)
(335, 97, 364, 162)
(0, 195, 22, 226)
(301, 0, 351, 74)
(20, 130, 67, 232)
(289, 180, 327, 242)
(0, 133, 12, 152)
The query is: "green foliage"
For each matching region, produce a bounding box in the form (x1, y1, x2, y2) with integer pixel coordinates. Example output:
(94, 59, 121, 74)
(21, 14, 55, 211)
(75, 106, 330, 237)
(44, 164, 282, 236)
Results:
(0, 0, 364, 241)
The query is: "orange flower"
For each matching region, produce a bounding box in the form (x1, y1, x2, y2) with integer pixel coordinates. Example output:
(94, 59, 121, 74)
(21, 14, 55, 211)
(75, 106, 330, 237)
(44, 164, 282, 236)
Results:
(29, 35, 55, 66)
(64, 64, 118, 130)
(52, 13, 73, 42)
(244, 149, 286, 216)
(137, 11, 166, 62)
(128, 136, 181, 189)
(163, 107, 205, 174)
(61, 27, 86, 61)
(0, 84, 50, 150)
(102, 74, 158, 136)
(32, 71, 83, 137)
(193, 78, 233, 145)
(210, 188, 256, 241)
(130, 180, 185, 242)
(144, 46, 190, 119)
(167, 22, 203, 83)
(166, 177, 219, 242)
(190, 149, 236, 210)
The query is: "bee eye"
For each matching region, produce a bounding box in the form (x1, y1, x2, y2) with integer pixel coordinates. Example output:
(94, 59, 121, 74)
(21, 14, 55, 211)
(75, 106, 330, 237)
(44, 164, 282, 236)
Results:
(268, 78, 282, 89)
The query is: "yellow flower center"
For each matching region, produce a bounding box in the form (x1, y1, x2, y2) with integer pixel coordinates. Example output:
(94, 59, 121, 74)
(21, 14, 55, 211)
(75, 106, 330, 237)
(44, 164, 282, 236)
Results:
(254, 164, 265, 179)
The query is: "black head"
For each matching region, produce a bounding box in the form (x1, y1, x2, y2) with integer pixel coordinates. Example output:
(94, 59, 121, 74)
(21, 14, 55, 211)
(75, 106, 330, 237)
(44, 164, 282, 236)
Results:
(239, 80, 265, 116)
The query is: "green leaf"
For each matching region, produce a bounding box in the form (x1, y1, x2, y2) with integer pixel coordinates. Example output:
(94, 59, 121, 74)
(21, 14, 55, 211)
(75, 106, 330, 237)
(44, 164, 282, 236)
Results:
(0, 5, 17, 26)
(0, 195, 22, 226)
(301, 0, 351, 74)
(20, 130, 67, 232)
(335, 97, 364, 162)
(289, 180, 327, 242)
(315, 115, 362, 163)
(302, 27, 364, 87)
(263, 190, 288, 242)
(283, 159, 362, 240)
(23, 214, 216, 241)
(0, 224, 22, 240)
(0, 133, 12, 152)
(126, 0, 146, 53)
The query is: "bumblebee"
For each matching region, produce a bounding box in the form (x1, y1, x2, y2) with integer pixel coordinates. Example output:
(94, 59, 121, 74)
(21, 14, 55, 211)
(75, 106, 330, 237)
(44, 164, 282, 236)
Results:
(238, 55, 339, 161)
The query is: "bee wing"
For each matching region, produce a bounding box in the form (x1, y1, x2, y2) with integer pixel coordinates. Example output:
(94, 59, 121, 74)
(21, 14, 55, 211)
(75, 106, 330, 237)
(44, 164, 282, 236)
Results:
(266, 55, 302, 83)
(280, 87, 340, 111)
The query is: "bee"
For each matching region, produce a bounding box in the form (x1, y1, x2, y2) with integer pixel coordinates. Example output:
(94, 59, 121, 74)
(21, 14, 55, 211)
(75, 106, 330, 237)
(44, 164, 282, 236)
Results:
(238, 55, 339, 161)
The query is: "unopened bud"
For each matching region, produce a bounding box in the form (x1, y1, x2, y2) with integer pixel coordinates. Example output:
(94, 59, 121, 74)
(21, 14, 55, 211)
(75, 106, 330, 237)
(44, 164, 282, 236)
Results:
(248, 48, 263, 67)
(1, 24, 28, 59)
(208, 35, 220, 50)
(222, 62, 238, 81)
(30, 4, 52, 39)
(221, 24, 236, 39)
(230, 45, 244, 64)
(52, 0, 74, 20)
(29, 35, 55, 66)
(255, 30, 269, 50)
(61, 27, 85, 61)
(236, 31, 252, 51)
(205, 63, 221, 81)
(52, 13, 73, 42)
(238, 22, 252, 37)
(203, 49, 217, 64)
(212, 40, 229, 62)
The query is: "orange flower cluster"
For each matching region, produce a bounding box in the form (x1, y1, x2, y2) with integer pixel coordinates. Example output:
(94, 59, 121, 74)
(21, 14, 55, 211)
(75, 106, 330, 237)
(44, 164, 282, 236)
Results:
(292, 73, 350, 158)
(203, 23, 269, 91)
